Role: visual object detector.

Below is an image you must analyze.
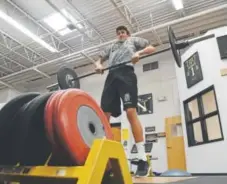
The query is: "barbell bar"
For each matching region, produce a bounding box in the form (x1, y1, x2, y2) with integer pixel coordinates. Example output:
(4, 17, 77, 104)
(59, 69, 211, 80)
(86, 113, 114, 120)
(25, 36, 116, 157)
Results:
(50, 47, 171, 90)
(47, 26, 215, 90)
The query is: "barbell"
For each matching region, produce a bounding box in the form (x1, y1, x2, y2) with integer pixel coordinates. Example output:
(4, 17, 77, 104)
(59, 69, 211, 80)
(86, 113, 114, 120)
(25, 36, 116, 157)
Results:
(47, 25, 215, 90)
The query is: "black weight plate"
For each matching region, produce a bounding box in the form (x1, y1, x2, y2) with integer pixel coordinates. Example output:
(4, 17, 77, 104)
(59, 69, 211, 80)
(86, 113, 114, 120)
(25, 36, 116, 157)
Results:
(0, 92, 40, 137)
(0, 93, 40, 165)
(168, 26, 182, 68)
(10, 92, 55, 166)
(0, 103, 29, 165)
(57, 67, 80, 89)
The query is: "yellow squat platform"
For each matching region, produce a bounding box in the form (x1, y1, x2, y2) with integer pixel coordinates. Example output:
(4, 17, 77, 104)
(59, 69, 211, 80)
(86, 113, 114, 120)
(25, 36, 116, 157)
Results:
(0, 139, 133, 184)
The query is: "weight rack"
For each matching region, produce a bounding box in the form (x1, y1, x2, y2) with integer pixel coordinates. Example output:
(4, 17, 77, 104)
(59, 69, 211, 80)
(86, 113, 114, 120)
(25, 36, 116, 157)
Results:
(0, 139, 133, 184)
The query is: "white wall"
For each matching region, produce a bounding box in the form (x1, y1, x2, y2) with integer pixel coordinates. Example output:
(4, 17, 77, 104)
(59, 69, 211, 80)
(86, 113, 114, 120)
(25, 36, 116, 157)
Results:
(175, 26, 227, 173)
(25, 75, 58, 93)
(0, 88, 21, 103)
(0, 89, 10, 103)
(80, 51, 180, 173)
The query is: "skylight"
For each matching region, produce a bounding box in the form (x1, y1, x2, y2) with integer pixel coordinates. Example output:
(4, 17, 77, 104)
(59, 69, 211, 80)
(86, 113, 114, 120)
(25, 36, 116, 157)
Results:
(61, 9, 84, 30)
(43, 9, 83, 36)
(172, 0, 184, 10)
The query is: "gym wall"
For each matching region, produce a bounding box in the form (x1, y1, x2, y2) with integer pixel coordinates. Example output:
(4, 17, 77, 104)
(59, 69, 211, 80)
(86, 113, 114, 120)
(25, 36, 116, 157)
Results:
(175, 26, 227, 174)
(0, 88, 21, 103)
(80, 50, 181, 173)
(25, 75, 58, 93)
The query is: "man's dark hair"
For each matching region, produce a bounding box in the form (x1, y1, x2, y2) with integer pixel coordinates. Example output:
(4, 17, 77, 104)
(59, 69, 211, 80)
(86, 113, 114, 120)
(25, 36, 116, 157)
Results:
(116, 26, 130, 36)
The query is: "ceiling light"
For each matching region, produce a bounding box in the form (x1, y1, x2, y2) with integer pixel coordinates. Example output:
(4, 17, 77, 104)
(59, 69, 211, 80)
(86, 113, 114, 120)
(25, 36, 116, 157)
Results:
(43, 9, 83, 36)
(172, 0, 184, 10)
(0, 10, 58, 52)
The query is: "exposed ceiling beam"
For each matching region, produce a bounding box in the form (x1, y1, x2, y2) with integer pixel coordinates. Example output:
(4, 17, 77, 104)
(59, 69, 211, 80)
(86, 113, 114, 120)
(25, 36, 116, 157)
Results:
(133, 4, 227, 36)
(67, 0, 140, 26)
(0, 80, 16, 90)
(33, 68, 51, 78)
(0, 64, 14, 73)
(109, 0, 137, 32)
(45, 0, 101, 45)
(0, 52, 27, 70)
(6, 0, 75, 53)
(65, 0, 106, 43)
(80, 52, 96, 64)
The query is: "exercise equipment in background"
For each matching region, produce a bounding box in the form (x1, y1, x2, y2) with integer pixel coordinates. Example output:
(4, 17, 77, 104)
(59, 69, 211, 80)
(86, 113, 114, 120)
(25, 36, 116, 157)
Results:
(161, 169, 192, 177)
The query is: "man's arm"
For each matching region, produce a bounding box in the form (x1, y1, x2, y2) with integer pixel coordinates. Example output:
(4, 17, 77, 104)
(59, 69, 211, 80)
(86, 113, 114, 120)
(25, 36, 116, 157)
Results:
(133, 37, 156, 56)
(96, 45, 111, 66)
(136, 45, 156, 56)
(95, 56, 105, 66)
(95, 45, 111, 73)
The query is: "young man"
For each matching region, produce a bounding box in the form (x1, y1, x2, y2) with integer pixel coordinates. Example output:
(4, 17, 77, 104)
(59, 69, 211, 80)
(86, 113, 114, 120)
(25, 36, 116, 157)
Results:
(95, 26, 155, 176)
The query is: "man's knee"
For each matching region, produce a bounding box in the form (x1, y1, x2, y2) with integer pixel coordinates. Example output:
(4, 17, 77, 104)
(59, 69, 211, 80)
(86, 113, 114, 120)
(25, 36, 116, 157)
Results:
(126, 108, 137, 118)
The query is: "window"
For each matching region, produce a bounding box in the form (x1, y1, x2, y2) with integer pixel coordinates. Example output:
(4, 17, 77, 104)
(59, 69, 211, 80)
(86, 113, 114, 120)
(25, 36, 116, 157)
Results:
(184, 85, 223, 147)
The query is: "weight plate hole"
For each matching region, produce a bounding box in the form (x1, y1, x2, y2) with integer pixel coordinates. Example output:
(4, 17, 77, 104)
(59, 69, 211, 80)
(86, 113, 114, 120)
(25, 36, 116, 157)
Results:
(88, 122, 96, 135)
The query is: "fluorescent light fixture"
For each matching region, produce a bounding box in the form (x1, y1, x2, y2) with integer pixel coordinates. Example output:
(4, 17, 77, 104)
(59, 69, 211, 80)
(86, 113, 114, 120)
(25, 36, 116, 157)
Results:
(43, 9, 83, 36)
(0, 10, 58, 53)
(172, 0, 184, 10)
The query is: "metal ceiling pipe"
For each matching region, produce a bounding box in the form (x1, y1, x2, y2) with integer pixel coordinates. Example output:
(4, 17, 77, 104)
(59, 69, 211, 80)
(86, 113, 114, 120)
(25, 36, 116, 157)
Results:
(64, 0, 105, 42)
(1, 3, 227, 79)
(41, 4, 227, 63)
(63, 0, 167, 26)
(108, 0, 136, 31)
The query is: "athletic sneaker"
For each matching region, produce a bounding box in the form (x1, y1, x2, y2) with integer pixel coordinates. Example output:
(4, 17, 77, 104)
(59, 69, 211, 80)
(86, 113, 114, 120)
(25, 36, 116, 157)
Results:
(135, 159, 150, 177)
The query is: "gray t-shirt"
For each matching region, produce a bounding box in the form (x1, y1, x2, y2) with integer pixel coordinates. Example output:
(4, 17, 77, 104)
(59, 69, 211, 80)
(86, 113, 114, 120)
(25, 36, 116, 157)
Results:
(99, 37, 150, 69)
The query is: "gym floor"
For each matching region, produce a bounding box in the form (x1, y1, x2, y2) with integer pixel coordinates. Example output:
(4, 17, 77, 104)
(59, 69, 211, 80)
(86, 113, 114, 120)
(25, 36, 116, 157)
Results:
(134, 176, 227, 184)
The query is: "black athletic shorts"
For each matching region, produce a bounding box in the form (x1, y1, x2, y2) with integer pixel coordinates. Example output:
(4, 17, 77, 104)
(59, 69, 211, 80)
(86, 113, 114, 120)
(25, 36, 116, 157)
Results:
(100, 66, 138, 117)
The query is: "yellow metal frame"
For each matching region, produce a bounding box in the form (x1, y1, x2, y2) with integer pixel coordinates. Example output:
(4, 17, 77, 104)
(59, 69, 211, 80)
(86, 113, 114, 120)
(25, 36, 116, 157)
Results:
(0, 139, 133, 184)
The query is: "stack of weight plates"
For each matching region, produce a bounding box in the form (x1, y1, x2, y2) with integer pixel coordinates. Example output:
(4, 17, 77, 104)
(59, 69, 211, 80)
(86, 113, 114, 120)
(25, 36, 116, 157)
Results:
(0, 89, 113, 167)
(44, 89, 113, 166)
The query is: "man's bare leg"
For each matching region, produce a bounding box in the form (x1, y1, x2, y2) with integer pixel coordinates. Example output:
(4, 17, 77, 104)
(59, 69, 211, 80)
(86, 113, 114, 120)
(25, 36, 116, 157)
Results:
(126, 108, 143, 142)
(126, 108, 147, 159)
(126, 108, 149, 177)
(104, 112, 112, 122)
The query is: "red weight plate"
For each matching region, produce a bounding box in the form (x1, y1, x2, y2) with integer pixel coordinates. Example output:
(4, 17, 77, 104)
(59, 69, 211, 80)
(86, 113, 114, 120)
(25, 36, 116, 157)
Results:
(44, 91, 64, 147)
(55, 89, 113, 165)
(44, 90, 72, 166)
(53, 90, 75, 166)
(50, 91, 66, 148)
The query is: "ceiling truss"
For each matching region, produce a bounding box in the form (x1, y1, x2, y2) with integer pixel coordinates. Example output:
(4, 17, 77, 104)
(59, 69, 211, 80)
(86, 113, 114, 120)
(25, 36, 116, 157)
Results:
(0, 0, 224, 90)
